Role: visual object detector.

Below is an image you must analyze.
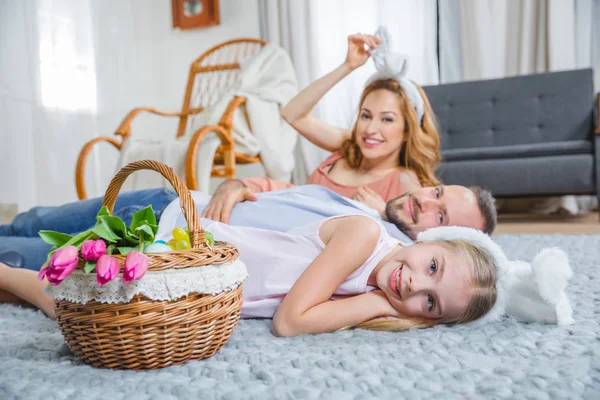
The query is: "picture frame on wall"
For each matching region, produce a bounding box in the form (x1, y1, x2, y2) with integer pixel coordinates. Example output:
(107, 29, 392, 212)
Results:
(171, 0, 220, 30)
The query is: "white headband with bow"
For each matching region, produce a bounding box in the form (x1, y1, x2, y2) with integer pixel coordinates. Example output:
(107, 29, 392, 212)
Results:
(366, 26, 425, 123)
(417, 226, 574, 326)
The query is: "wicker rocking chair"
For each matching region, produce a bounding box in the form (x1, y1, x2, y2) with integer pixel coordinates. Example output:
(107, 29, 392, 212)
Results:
(75, 38, 267, 199)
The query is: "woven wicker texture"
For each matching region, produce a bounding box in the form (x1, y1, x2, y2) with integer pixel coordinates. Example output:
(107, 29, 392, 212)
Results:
(55, 160, 242, 370)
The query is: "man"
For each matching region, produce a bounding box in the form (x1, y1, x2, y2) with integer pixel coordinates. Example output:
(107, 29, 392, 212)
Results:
(0, 181, 496, 270)
(196, 179, 496, 238)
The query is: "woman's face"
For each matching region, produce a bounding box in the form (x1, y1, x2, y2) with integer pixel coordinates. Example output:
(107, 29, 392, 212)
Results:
(355, 89, 406, 162)
(375, 242, 472, 320)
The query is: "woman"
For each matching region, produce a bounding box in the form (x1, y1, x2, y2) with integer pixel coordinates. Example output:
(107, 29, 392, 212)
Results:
(204, 32, 441, 222)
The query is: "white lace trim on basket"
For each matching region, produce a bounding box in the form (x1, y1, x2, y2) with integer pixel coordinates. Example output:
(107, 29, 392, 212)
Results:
(44, 259, 248, 304)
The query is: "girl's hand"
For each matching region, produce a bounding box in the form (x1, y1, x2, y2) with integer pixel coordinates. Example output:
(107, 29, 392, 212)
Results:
(354, 186, 387, 219)
(345, 34, 381, 70)
(371, 290, 402, 318)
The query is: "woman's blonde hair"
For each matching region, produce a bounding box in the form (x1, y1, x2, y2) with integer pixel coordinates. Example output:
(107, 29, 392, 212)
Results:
(355, 239, 497, 331)
(341, 79, 441, 187)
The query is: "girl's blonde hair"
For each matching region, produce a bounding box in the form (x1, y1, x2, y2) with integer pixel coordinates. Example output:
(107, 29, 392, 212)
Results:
(355, 239, 497, 331)
(341, 79, 441, 187)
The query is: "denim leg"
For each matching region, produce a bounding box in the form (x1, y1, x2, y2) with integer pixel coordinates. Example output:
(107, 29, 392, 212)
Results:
(111, 188, 177, 226)
(0, 188, 177, 237)
(0, 237, 53, 271)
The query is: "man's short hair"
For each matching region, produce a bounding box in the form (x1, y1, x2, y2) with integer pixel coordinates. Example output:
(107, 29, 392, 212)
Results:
(470, 186, 497, 235)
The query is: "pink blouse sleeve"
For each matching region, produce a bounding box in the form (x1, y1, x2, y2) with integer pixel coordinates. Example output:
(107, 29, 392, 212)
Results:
(241, 177, 296, 193)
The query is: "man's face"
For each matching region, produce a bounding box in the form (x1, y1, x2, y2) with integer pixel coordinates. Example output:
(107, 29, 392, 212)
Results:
(386, 185, 486, 238)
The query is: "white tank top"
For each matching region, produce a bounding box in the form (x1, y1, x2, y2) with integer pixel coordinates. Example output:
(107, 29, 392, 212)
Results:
(158, 216, 402, 318)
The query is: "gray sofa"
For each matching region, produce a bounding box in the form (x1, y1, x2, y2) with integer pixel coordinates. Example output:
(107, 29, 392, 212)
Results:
(423, 69, 600, 201)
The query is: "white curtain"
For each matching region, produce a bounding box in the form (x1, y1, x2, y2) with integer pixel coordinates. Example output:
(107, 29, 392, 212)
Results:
(0, 0, 174, 211)
(0, 0, 100, 211)
(439, 0, 600, 214)
(0, 0, 262, 210)
(0, 0, 163, 211)
(440, 0, 599, 86)
(258, 0, 439, 184)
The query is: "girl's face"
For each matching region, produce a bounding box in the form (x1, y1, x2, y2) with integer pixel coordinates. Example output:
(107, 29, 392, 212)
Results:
(355, 89, 406, 162)
(375, 242, 471, 320)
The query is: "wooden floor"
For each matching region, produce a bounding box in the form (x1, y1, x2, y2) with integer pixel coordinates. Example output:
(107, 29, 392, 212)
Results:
(495, 211, 600, 235)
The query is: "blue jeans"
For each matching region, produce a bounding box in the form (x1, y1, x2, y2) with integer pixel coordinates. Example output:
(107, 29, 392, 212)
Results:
(0, 188, 177, 271)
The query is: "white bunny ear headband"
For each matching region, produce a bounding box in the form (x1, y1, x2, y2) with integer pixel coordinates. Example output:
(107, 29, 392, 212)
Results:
(366, 26, 425, 123)
(417, 226, 574, 326)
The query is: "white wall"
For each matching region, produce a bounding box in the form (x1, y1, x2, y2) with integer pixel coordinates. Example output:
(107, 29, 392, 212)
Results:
(0, 0, 261, 210)
(94, 0, 262, 135)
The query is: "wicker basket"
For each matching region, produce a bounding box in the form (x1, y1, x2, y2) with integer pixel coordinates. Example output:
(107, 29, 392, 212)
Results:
(53, 160, 243, 370)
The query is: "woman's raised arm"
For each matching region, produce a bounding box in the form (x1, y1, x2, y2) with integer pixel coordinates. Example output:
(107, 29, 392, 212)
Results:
(281, 34, 381, 152)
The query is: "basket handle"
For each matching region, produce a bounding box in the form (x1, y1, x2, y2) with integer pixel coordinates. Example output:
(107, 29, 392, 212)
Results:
(101, 160, 207, 249)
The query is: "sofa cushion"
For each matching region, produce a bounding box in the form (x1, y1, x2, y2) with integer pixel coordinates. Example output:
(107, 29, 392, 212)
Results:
(436, 154, 595, 196)
(423, 69, 595, 150)
(442, 140, 593, 162)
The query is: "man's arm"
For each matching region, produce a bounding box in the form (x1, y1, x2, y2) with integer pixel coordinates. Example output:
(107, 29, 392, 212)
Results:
(201, 179, 257, 223)
(202, 177, 297, 223)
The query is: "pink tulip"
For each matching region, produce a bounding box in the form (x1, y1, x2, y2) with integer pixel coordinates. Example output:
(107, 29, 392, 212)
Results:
(38, 246, 79, 286)
(81, 240, 107, 261)
(123, 250, 149, 283)
(96, 255, 120, 286)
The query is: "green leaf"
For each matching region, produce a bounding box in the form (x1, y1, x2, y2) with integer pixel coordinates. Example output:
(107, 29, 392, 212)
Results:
(93, 224, 119, 243)
(134, 224, 156, 242)
(100, 215, 128, 237)
(63, 230, 95, 249)
(93, 216, 122, 243)
(117, 246, 134, 255)
(45, 230, 94, 262)
(38, 230, 73, 247)
(205, 231, 214, 246)
(102, 215, 141, 245)
(96, 206, 110, 217)
(131, 206, 156, 231)
(84, 261, 96, 273)
(95, 207, 139, 245)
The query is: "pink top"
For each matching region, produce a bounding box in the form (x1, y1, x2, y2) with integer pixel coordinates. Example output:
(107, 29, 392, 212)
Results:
(200, 216, 400, 318)
(242, 152, 407, 202)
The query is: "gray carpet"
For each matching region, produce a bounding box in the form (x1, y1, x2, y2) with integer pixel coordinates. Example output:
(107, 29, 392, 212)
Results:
(0, 234, 599, 400)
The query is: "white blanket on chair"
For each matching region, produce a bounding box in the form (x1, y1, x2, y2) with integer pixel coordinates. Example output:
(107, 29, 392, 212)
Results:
(116, 43, 298, 192)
